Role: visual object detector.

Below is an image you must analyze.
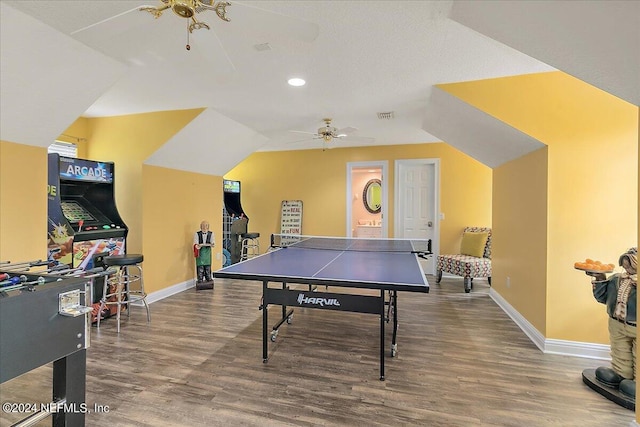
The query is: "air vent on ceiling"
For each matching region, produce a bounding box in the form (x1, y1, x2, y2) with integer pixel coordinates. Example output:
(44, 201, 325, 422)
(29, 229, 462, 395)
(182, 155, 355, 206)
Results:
(254, 42, 272, 52)
(377, 111, 395, 120)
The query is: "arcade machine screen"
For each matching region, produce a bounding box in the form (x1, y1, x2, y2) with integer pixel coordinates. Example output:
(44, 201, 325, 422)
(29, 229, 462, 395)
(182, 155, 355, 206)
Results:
(61, 200, 97, 223)
(223, 179, 243, 216)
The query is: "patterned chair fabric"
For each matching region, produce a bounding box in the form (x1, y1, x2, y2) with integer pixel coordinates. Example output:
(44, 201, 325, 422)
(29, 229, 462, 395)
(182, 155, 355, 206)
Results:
(436, 227, 492, 293)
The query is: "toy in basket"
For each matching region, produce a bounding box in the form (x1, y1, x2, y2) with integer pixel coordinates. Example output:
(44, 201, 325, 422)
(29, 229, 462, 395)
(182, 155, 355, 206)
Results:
(194, 220, 214, 290)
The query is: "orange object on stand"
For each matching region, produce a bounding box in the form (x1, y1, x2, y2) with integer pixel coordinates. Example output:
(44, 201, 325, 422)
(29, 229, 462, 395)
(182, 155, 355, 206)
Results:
(574, 258, 615, 273)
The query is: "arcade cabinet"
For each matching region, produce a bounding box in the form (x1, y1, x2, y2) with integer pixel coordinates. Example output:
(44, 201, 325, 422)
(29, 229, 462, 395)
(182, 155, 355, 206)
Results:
(48, 153, 128, 321)
(223, 179, 249, 264)
(48, 154, 128, 268)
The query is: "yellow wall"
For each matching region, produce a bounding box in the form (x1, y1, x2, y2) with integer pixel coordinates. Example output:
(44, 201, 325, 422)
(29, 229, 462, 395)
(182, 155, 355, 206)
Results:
(142, 165, 222, 294)
(1, 108, 222, 295)
(225, 143, 492, 253)
(440, 71, 638, 343)
(85, 109, 204, 254)
(0, 141, 48, 262)
(493, 147, 548, 332)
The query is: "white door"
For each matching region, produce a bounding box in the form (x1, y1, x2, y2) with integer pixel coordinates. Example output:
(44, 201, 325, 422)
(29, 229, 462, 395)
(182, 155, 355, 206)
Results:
(395, 159, 439, 274)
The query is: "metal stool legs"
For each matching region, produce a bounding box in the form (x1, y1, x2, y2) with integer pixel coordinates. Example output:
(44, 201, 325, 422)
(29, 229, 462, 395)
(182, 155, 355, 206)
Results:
(241, 233, 260, 261)
(97, 262, 150, 332)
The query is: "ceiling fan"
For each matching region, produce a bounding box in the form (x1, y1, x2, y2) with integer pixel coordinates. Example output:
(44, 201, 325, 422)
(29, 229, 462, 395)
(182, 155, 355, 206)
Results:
(66, 1, 319, 74)
(290, 118, 359, 145)
(140, 0, 231, 34)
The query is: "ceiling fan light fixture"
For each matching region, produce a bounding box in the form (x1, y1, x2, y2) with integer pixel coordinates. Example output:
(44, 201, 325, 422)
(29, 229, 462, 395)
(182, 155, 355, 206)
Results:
(140, 0, 232, 34)
(288, 77, 306, 87)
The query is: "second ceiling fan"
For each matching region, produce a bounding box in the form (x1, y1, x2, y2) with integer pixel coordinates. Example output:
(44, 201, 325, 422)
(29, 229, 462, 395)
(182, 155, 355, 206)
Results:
(289, 118, 373, 148)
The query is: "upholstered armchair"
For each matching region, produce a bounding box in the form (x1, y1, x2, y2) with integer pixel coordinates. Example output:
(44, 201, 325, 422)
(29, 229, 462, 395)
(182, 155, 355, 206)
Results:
(436, 227, 492, 293)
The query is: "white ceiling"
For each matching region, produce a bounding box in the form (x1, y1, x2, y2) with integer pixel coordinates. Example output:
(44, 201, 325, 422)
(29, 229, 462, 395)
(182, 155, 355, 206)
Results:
(1, 1, 637, 175)
(451, 0, 640, 108)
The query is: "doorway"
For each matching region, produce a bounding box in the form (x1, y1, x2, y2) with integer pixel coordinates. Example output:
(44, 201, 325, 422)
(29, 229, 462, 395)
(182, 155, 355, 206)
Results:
(394, 159, 439, 274)
(346, 161, 388, 238)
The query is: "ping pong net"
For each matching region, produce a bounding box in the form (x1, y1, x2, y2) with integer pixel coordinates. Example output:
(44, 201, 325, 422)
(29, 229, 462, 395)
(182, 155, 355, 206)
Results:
(270, 234, 432, 256)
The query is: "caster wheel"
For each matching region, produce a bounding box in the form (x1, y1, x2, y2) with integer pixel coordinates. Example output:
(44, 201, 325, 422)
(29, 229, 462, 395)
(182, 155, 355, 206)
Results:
(390, 344, 398, 357)
(286, 315, 293, 324)
(270, 330, 278, 342)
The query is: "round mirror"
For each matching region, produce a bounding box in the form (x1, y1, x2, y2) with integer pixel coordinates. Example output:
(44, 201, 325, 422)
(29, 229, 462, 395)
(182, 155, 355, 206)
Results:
(363, 179, 382, 214)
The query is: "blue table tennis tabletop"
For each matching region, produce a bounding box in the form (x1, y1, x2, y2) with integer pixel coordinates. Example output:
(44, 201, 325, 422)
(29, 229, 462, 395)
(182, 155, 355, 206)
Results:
(215, 237, 429, 292)
(214, 236, 430, 380)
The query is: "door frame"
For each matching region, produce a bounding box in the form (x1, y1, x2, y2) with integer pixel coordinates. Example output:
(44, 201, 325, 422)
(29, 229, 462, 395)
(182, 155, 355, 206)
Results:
(394, 158, 440, 274)
(346, 161, 389, 237)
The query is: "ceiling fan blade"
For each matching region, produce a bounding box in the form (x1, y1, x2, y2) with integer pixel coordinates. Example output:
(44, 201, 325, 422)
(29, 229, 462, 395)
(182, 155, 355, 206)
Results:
(286, 137, 315, 144)
(289, 130, 318, 136)
(70, 5, 234, 73)
(188, 26, 236, 73)
(336, 126, 358, 135)
(232, 1, 319, 43)
(70, 6, 144, 36)
(70, 7, 185, 65)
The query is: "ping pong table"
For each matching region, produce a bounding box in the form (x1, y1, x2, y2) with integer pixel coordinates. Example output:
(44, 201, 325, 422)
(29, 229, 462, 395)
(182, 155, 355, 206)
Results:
(213, 235, 430, 380)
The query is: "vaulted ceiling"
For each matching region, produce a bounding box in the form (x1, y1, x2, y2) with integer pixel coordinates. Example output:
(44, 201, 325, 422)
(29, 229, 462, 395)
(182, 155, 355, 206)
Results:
(1, 1, 638, 175)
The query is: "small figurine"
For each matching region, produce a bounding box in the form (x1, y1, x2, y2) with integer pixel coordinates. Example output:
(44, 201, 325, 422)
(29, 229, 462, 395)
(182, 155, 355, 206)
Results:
(194, 220, 215, 285)
(584, 247, 637, 408)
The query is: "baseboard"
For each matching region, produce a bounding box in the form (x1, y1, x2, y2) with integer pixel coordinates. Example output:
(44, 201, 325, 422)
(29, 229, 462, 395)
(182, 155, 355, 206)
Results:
(489, 288, 611, 361)
(129, 279, 195, 306)
(544, 338, 611, 360)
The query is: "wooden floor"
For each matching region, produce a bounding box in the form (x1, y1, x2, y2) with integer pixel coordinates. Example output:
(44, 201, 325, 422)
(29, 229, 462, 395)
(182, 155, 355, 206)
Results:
(1, 276, 634, 426)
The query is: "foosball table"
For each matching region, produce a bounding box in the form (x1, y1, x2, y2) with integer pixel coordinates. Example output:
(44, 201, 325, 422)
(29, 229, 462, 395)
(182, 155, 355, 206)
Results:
(0, 259, 105, 426)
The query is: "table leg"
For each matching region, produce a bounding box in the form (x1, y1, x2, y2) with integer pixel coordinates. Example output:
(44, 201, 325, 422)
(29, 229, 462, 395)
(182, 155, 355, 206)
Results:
(282, 282, 287, 319)
(52, 349, 86, 427)
(391, 291, 398, 354)
(379, 289, 385, 381)
(262, 281, 268, 362)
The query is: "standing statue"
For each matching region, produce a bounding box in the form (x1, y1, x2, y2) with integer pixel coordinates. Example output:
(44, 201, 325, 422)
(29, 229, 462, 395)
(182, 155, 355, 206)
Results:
(194, 220, 215, 289)
(584, 247, 637, 406)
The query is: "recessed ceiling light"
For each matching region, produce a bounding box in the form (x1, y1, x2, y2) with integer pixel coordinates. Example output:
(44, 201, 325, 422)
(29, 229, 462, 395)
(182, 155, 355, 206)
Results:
(288, 78, 306, 87)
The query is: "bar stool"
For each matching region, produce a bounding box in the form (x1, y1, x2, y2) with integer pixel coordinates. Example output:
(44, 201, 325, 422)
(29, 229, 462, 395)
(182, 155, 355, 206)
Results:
(98, 254, 150, 332)
(241, 233, 260, 261)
